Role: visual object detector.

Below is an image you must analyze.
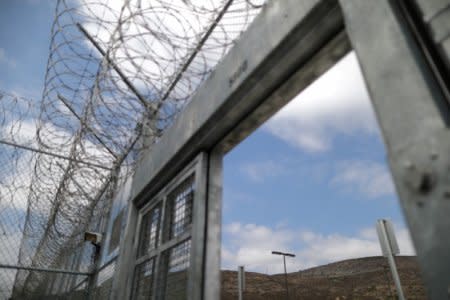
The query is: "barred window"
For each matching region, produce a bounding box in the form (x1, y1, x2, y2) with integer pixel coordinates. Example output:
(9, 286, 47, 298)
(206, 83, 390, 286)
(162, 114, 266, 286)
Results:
(132, 258, 155, 300)
(163, 239, 191, 300)
(132, 156, 204, 300)
(138, 205, 161, 257)
(168, 175, 194, 239)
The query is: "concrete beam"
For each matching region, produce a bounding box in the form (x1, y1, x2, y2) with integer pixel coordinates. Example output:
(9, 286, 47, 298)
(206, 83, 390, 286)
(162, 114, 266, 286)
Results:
(130, 0, 347, 207)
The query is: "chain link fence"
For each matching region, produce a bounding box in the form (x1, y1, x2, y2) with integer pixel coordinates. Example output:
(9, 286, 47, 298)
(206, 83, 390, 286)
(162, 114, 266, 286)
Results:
(0, 0, 264, 298)
(221, 256, 428, 299)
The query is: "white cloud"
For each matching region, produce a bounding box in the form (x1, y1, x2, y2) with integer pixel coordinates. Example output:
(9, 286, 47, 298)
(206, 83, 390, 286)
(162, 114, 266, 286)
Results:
(0, 48, 17, 69)
(223, 222, 295, 273)
(0, 118, 113, 213)
(330, 160, 395, 199)
(0, 230, 23, 264)
(222, 222, 415, 274)
(77, 0, 253, 94)
(265, 52, 377, 153)
(1, 119, 38, 146)
(239, 160, 285, 182)
(0, 120, 38, 212)
(236, 157, 394, 199)
(0, 230, 23, 299)
(0, 150, 34, 211)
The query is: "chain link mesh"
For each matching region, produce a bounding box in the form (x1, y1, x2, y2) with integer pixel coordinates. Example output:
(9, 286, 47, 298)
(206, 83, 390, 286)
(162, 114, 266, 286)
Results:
(0, 91, 41, 299)
(0, 0, 264, 298)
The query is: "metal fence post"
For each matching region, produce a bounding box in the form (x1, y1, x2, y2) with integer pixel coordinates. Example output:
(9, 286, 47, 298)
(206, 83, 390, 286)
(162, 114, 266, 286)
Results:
(340, 0, 450, 297)
(86, 245, 101, 299)
(238, 266, 245, 300)
(376, 220, 405, 300)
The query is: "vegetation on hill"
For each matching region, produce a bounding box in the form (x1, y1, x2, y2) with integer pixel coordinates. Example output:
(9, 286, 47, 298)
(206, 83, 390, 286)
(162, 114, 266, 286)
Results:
(221, 256, 427, 299)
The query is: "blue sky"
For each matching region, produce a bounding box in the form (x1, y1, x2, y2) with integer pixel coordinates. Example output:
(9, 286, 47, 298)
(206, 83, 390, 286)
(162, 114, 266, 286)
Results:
(0, 0, 54, 228)
(0, 2, 55, 296)
(0, 1, 415, 278)
(0, 1, 53, 99)
(221, 52, 415, 273)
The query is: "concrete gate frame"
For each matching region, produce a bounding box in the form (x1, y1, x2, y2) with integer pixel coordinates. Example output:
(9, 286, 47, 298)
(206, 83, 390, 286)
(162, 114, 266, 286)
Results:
(112, 1, 450, 299)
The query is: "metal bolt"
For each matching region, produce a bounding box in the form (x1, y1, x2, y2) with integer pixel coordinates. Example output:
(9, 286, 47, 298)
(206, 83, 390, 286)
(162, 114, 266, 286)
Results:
(404, 161, 414, 170)
(406, 168, 435, 194)
(418, 172, 434, 194)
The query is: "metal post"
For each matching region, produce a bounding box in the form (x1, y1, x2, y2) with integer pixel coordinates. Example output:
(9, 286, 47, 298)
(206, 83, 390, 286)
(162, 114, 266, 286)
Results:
(385, 248, 405, 300)
(272, 251, 295, 300)
(0, 139, 112, 170)
(158, 0, 234, 105)
(86, 243, 102, 300)
(0, 263, 91, 276)
(340, 0, 450, 297)
(376, 220, 405, 300)
(382, 264, 395, 299)
(76, 22, 162, 146)
(283, 255, 289, 300)
(238, 265, 245, 300)
(76, 23, 158, 124)
(57, 94, 118, 159)
(203, 149, 224, 300)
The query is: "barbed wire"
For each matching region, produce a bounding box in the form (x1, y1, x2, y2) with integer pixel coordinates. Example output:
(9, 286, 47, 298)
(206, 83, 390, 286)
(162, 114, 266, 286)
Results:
(0, 0, 265, 297)
(0, 90, 41, 298)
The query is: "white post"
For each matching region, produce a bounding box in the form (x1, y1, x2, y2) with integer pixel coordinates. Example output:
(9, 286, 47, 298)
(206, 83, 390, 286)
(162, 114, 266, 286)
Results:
(376, 219, 405, 300)
(238, 265, 245, 300)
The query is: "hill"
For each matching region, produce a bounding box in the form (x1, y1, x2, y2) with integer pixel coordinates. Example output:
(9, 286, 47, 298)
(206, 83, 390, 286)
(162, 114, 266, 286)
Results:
(221, 256, 427, 299)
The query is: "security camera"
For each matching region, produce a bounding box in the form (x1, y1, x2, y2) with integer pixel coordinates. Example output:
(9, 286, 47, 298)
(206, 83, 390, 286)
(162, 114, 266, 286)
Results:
(84, 231, 102, 246)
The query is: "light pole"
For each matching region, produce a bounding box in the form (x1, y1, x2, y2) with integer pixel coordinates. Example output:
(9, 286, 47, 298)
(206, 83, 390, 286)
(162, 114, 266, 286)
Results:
(272, 251, 296, 300)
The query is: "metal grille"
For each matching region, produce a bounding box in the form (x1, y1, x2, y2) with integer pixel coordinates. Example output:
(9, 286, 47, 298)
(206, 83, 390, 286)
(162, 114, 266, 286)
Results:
(132, 258, 155, 300)
(168, 175, 195, 239)
(163, 239, 192, 300)
(131, 169, 200, 299)
(91, 260, 117, 300)
(0, 269, 18, 300)
(68, 280, 89, 300)
(138, 205, 162, 258)
(97, 261, 116, 287)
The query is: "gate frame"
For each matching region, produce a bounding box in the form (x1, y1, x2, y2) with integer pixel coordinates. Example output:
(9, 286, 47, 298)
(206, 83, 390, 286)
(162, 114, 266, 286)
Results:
(113, 0, 450, 298)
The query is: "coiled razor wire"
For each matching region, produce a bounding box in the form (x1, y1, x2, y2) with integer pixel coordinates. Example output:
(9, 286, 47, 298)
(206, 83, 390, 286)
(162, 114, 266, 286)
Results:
(0, 91, 41, 299)
(0, 0, 265, 297)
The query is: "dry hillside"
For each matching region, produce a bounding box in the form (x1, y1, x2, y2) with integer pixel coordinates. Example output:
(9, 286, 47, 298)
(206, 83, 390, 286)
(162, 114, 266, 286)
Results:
(221, 256, 427, 300)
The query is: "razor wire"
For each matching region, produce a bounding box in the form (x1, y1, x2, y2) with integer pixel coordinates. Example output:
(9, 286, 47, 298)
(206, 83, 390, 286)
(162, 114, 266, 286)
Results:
(0, 0, 265, 298)
(0, 91, 41, 299)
